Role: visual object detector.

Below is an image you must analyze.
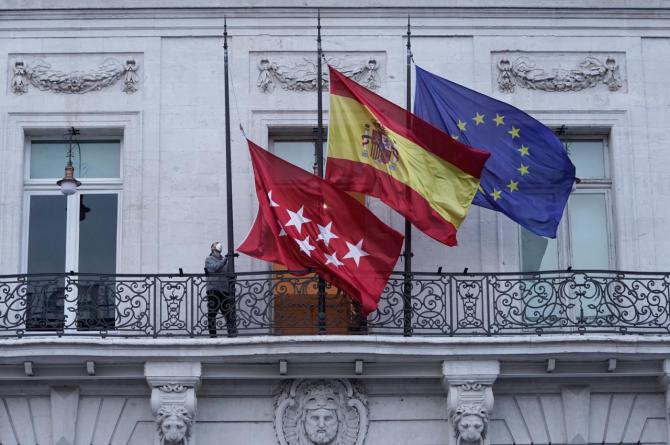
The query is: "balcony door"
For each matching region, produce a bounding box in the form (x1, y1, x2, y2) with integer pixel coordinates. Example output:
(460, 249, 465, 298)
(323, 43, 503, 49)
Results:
(23, 138, 121, 331)
(270, 133, 363, 334)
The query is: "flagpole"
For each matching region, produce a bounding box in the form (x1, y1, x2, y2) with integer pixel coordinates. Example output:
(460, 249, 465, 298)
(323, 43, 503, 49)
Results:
(223, 17, 237, 335)
(316, 9, 327, 335)
(403, 16, 413, 337)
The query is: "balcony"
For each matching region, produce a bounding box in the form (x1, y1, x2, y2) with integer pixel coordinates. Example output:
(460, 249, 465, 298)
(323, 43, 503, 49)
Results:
(0, 270, 668, 338)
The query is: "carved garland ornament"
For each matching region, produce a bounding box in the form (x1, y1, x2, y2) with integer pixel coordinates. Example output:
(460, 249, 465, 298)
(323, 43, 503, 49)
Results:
(257, 57, 381, 93)
(11, 58, 139, 95)
(274, 379, 369, 445)
(496, 56, 622, 93)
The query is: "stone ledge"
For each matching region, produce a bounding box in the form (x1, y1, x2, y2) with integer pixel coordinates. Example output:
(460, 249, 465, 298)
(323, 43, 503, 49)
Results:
(0, 334, 669, 363)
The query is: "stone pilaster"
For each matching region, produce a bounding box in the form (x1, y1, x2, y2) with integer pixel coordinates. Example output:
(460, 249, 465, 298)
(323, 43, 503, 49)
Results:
(662, 359, 670, 445)
(442, 360, 500, 445)
(145, 362, 202, 445)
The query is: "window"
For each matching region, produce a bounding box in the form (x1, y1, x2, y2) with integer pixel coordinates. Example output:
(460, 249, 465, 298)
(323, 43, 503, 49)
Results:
(23, 136, 122, 330)
(521, 136, 614, 271)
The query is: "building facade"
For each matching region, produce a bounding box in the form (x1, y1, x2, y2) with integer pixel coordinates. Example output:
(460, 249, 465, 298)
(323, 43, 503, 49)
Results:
(0, 1, 669, 444)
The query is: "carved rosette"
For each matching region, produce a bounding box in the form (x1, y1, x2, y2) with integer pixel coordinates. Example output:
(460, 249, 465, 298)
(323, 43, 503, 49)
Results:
(496, 55, 622, 93)
(274, 378, 369, 445)
(257, 56, 381, 93)
(11, 57, 139, 95)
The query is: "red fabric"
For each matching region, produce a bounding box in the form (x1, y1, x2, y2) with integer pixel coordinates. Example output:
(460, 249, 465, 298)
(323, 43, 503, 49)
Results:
(328, 66, 490, 178)
(237, 140, 404, 315)
(327, 158, 459, 246)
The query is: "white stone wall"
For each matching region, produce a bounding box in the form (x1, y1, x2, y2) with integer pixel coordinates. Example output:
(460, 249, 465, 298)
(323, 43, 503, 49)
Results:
(0, 378, 667, 445)
(0, 2, 668, 275)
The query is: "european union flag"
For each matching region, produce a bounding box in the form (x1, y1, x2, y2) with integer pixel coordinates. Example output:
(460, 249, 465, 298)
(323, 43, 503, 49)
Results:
(414, 66, 576, 238)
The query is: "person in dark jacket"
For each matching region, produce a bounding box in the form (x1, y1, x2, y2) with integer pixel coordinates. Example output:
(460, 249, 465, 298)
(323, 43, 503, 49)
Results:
(205, 241, 237, 337)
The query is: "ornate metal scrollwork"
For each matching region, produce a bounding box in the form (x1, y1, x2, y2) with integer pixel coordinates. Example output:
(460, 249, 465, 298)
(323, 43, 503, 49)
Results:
(496, 55, 622, 93)
(11, 57, 139, 95)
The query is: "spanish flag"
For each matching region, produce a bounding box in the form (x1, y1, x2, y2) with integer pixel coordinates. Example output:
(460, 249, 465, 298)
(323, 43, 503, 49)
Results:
(326, 66, 491, 246)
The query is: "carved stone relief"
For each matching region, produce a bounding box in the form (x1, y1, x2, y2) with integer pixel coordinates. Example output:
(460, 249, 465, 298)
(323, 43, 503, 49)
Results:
(151, 383, 195, 445)
(274, 378, 369, 445)
(447, 381, 493, 445)
(494, 53, 623, 93)
(11, 57, 139, 95)
(256, 55, 382, 92)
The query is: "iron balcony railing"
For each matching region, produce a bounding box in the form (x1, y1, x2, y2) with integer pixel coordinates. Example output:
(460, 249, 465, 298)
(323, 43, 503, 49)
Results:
(0, 270, 668, 338)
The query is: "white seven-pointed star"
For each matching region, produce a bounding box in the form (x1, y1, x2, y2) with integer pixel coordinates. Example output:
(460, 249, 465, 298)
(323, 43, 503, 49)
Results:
(324, 251, 344, 268)
(294, 235, 315, 257)
(267, 190, 279, 207)
(285, 206, 311, 234)
(342, 239, 369, 266)
(316, 221, 339, 247)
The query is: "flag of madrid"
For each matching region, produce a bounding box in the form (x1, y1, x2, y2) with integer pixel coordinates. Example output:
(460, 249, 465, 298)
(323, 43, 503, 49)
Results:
(238, 139, 404, 315)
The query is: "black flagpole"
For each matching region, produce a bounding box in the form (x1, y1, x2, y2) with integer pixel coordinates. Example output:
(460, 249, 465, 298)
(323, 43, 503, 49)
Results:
(403, 16, 413, 337)
(316, 9, 327, 334)
(223, 17, 237, 335)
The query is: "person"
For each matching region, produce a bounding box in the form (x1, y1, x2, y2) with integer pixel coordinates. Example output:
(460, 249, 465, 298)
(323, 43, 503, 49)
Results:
(204, 241, 237, 337)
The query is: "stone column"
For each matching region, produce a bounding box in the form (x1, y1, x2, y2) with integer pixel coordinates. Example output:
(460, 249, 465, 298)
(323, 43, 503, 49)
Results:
(145, 362, 202, 445)
(442, 360, 500, 445)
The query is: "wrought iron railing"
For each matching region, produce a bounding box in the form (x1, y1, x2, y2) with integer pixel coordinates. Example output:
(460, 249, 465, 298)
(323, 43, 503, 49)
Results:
(0, 270, 668, 338)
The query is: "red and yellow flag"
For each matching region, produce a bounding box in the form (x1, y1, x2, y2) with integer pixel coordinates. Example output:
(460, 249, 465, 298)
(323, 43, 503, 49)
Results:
(326, 66, 491, 246)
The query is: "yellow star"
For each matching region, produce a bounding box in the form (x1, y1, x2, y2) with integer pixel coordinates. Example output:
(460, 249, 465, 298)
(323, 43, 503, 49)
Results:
(517, 164, 529, 176)
(493, 114, 505, 126)
(457, 120, 467, 132)
(490, 189, 502, 201)
(451, 134, 459, 141)
(472, 113, 485, 125)
(508, 126, 520, 139)
(506, 180, 519, 192)
(518, 145, 530, 156)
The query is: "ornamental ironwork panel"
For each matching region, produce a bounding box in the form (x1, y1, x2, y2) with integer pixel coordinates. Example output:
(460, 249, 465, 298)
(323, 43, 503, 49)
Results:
(0, 271, 668, 337)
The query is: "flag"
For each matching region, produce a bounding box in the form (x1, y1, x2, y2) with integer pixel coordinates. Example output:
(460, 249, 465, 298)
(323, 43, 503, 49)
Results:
(237, 140, 404, 315)
(326, 66, 490, 246)
(414, 66, 576, 238)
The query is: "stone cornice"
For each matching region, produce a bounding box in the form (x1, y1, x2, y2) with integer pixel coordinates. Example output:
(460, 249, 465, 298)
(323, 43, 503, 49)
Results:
(1, 6, 670, 23)
(2, 335, 670, 364)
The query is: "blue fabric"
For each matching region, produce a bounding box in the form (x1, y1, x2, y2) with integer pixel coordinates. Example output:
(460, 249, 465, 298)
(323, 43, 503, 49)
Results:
(414, 66, 576, 238)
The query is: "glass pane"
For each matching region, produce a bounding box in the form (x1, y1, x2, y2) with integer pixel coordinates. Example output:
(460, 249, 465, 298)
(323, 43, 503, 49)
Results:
(273, 140, 327, 173)
(30, 140, 121, 179)
(27, 195, 67, 274)
(78, 194, 118, 274)
(77, 194, 117, 331)
(569, 193, 610, 269)
(521, 227, 559, 272)
(27, 195, 67, 330)
(568, 140, 605, 178)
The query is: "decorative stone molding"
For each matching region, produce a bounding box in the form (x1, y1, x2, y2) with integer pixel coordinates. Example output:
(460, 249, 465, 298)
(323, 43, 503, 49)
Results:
(496, 55, 622, 93)
(442, 361, 500, 445)
(256, 55, 381, 93)
(11, 57, 139, 95)
(146, 362, 201, 445)
(274, 378, 369, 445)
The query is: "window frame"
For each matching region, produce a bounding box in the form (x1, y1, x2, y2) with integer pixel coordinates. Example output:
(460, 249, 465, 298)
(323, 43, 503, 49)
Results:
(21, 134, 124, 275)
(519, 132, 616, 271)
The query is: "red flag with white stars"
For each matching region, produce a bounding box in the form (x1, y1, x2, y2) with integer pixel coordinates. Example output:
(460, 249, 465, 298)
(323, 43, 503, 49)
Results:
(238, 139, 404, 315)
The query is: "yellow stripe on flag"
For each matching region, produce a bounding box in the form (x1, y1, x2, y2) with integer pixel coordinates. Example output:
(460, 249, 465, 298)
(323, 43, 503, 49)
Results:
(328, 94, 480, 228)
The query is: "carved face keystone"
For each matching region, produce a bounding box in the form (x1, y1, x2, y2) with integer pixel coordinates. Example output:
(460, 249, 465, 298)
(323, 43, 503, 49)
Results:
(304, 408, 339, 444)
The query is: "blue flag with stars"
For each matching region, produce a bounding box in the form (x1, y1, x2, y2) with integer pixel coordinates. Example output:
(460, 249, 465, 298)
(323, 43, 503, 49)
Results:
(414, 66, 576, 238)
